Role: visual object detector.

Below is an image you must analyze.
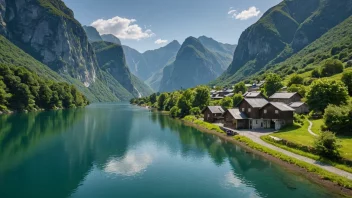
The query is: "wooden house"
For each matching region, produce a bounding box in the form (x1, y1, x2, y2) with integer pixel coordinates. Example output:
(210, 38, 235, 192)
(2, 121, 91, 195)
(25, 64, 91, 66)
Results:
(243, 91, 265, 99)
(269, 92, 302, 104)
(202, 106, 225, 123)
(224, 109, 248, 129)
(238, 98, 268, 129)
(260, 102, 295, 130)
(289, 102, 309, 114)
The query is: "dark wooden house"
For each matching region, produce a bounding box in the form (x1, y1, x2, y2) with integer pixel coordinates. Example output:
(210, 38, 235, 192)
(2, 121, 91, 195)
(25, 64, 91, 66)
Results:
(224, 109, 248, 129)
(260, 102, 295, 130)
(238, 98, 269, 129)
(289, 102, 309, 114)
(202, 106, 225, 123)
(269, 92, 302, 104)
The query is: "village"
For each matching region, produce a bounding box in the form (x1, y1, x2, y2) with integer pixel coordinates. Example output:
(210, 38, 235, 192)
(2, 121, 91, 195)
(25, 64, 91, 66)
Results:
(203, 83, 309, 131)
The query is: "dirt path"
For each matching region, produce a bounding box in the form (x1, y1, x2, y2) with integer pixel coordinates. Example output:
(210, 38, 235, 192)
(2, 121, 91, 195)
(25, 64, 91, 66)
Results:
(308, 120, 318, 137)
(237, 130, 352, 180)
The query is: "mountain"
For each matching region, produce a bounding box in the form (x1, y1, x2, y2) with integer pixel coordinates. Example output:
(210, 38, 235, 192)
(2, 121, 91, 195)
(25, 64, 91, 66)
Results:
(0, 0, 152, 102)
(159, 37, 226, 92)
(101, 34, 122, 45)
(123, 40, 181, 81)
(83, 26, 103, 43)
(214, 0, 352, 85)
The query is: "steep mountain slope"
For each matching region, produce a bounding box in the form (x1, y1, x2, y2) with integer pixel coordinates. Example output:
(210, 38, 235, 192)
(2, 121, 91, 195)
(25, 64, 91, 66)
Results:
(83, 26, 103, 43)
(215, 0, 352, 85)
(0, 0, 149, 101)
(198, 36, 236, 70)
(159, 37, 225, 92)
(123, 41, 181, 81)
(101, 34, 121, 45)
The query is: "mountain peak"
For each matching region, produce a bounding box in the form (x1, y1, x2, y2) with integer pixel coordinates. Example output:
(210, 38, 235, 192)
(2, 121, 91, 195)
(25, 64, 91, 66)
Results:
(101, 34, 121, 45)
(83, 26, 103, 42)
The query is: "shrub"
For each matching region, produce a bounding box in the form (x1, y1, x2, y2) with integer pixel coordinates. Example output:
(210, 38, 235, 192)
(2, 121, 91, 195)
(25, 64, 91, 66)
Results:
(287, 74, 304, 87)
(342, 71, 352, 95)
(314, 131, 341, 160)
(347, 60, 352, 68)
(320, 59, 344, 77)
(190, 107, 201, 116)
(288, 84, 307, 97)
(294, 114, 305, 126)
(311, 68, 321, 78)
(323, 104, 352, 134)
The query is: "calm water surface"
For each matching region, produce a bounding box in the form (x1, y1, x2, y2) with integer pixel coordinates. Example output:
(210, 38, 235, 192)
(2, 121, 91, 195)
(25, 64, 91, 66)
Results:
(0, 103, 341, 198)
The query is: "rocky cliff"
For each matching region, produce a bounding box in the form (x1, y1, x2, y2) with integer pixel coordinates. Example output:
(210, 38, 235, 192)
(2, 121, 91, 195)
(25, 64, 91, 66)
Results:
(101, 34, 121, 45)
(83, 25, 103, 43)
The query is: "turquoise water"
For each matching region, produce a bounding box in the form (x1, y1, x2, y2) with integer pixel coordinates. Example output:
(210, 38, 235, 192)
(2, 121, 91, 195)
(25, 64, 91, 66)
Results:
(0, 103, 340, 198)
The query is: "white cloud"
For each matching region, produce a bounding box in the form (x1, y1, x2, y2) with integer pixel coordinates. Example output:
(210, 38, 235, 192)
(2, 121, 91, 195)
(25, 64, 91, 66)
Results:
(91, 16, 155, 40)
(228, 6, 261, 20)
(155, 39, 168, 45)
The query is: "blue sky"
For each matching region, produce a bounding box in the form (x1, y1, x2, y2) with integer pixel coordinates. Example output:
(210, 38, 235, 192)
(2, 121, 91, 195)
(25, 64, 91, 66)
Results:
(63, 0, 282, 52)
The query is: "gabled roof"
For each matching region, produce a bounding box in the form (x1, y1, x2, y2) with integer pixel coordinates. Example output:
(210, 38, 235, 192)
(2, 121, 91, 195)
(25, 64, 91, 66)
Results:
(269, 92, 299, 99)
(243, 98, 269, 108)
(226, 109, 248, 120)
(289, 102, 306, 108)
(203, 106, 225, 114)
(268, 102, 295, 111)
(243, 91, 262, 98)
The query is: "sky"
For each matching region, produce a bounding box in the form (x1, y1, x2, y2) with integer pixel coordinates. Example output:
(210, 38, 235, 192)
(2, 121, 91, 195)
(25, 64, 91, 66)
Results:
(63, 0, 282, 52)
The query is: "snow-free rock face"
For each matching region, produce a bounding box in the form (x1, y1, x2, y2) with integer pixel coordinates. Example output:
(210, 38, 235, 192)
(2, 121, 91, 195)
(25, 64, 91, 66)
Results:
(0, 0, 6, 34)
(2, 0, 97, 87)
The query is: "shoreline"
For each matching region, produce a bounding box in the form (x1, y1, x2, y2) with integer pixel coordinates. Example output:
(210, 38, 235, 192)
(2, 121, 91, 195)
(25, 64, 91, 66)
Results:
(180, 118, 352, 197)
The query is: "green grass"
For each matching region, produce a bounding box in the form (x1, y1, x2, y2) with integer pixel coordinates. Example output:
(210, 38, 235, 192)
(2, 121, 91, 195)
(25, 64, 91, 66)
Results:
(182, 116, 224, 133)
(234, 136, 352, 190)
(272, 120, 316, 146)
(310, 119, 324, 135)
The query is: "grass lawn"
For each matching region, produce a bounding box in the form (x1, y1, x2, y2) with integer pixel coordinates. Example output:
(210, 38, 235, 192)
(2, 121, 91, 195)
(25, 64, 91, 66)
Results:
(271, 120, 316, 146)
(272, 118, 352, 161)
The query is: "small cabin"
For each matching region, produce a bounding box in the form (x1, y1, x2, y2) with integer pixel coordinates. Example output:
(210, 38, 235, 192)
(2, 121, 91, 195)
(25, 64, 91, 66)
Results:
(269, 92, 302, 104)
(202, 106, 225, 123)
(224, 109, 248, 129)
(260, 102, 295, 130)
(289, 102, 309, 114)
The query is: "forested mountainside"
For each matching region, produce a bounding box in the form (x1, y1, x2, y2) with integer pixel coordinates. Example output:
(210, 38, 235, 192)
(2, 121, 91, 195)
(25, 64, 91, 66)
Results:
(159, 37, 227, 92)
(0, 0, 152, 103)
(214, 0, 352, 85)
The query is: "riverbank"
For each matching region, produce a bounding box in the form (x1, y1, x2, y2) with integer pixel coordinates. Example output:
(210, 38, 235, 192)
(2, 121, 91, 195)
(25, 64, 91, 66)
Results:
(180, 117, 352, 197)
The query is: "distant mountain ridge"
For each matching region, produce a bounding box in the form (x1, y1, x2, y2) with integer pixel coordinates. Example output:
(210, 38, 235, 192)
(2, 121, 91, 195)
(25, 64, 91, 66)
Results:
(159, 36, 233, 92)
(214, 0, 352, 86)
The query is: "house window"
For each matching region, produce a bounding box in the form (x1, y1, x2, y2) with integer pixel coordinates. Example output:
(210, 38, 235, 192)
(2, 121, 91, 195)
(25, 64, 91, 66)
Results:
(248, 108, 251, 112)
(264, 109, 267, 114)
(275, 110, 279, 114)
(208, 114, 210, 118)
(242, 108, 245, 112)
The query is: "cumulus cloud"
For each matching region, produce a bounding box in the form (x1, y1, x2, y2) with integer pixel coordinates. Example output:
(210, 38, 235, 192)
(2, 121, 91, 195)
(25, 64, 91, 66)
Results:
(91, 16, 155, 40)
(155, 39, 168, 45)
(228, 6, 261, 20)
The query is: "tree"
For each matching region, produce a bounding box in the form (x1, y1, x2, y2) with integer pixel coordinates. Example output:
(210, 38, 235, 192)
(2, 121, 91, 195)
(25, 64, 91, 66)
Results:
(321, 59, 344, 77)
(314, 131, 341, 159)
(165, 91, 181, 111)
(287, 84, 307, 97)
(264, 73, 283, 97)
(232, 93, 243, 107)
(0, 78, 10, 110)
(157, 93, 168, 110)
(149, 93, 157, 104)
(190, 107, 201, 116)
(323, 104, 352, 134)
(170, 106, 180, 118)
(193, 86, 210, 110)
(287, 74, 304, 87)
(306, 80, 348, 112)
(220, 97, 233, 110)
(177, 89, 194, 117)
(342, 71, 352, 95)
(233, 82, 247, 94)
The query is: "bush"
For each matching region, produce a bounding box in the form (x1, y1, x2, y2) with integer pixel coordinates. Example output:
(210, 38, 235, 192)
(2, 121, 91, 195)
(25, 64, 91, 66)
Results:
(321, 59, 344, 77)
(311, 68, 321, 78)
(294, 114, 305, 126)
(287, 74, 304, 87)
(190, 107, 201, 116)
(288, 84, 307, 97)
(170, 106, 180, 118)
(342, 71, 352, 95)
(323, 104, 352, 134)
(347, 60, 352, 68)
(314, 131, 341, 160)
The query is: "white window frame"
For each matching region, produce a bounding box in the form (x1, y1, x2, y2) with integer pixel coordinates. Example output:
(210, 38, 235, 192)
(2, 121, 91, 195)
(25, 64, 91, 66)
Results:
(248, 108, 251, 113)
(264, 109, 267, 114)
(275, 110, 279, 114)
(242, 108, 245, 112)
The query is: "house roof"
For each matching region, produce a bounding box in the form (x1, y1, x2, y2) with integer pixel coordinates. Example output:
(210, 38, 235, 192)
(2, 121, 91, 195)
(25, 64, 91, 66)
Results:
(204, 106, 225, 114)
(289, 102, 306, 108)
(244, 98, 269, 108)
(269, 102, 295, 111)
(269, 92, 298, 99)
(243, 91, 262, 98)
(225, 93, 234, 97)
(227, 109, 248, 120)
